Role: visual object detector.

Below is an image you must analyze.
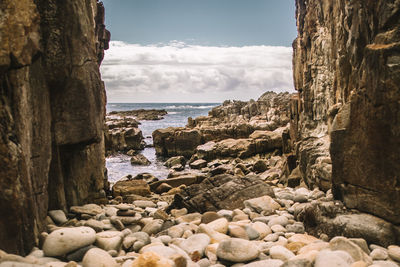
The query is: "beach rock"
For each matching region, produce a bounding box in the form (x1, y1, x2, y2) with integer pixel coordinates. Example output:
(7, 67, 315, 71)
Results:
(242, 259, 284, 267)
(178, 234, 210, 260)
(314, 250, 354, 267)
(48, 210, 68, 225)
(153, 127, 202, 158)
(207, 218, 229, 234)
(190, 159, 207, 169)
(330, 237, 372, 264)
(131, 251, 173, 267)
(70, 204, 103, 216)
(201, 211, 221, 224)
(216, 238, 260, 262)
(244, 195, 280, 214)
(43, 227, 96, 257)
(169, 174, 275, 213)
(370, 249, 388, 261)
(165, 156, 186, 168)
(130, 154, 151, 166)
(82, 248, 118, 267)
(388, 245, 400, 262)
(95, 231, 123, 251)
(270, 245, 295, 261)
(84, 219, 105, 232)
(112, 180, 151, 197)
(253, 160, 268, 173)
(66, 245, 95, 262)
(142, 219, 164, 235)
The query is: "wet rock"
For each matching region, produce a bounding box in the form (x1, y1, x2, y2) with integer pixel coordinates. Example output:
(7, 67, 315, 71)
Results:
(130, 154, 151, 166)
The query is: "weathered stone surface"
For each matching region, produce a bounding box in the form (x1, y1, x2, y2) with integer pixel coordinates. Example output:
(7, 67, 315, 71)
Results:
(168, 174, 275, 213)
(153, 127, 202, 158)
(43, 227, 96, 257)
(112, 180, 151, 197)
(216, 238, 260, 263)
(0, 0, 109, 255)
(292, 0, 400, 224)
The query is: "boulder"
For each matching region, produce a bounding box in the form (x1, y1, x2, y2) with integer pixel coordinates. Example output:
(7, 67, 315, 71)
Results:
(82, 248, 118, 267)
(153, 127, 202, 158)
(112, 180, 151, 197)
(43, 227, 96, 257)
(168, 174, 275, 213)
(189, 159, 207, 169)
(164, 156, 186, 168)
(130, 154, 151, 166)
(216, 238, 260, 263)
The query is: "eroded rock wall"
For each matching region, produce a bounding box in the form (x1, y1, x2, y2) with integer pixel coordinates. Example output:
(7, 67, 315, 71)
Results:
(292, 0, 400, 224)
(0, 0, 109, 254)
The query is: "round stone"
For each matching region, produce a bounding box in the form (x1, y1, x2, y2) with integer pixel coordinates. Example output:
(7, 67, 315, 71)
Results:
(43, 227, 96, 257)
(216, 238, 260, 262)
(82, 248, 118, 267)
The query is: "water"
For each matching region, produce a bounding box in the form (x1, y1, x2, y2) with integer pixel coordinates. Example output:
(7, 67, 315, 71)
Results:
(106, 103, 219, 183)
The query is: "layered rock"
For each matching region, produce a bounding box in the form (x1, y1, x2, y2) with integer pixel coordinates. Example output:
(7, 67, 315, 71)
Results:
(153, 92, 293, 158)
(0, 0, 109, 254)
(292, 0, 400, 224)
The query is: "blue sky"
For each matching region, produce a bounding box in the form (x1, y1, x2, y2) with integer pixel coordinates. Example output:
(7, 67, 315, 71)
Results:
(100, 0, 297, 102)
(102, 0, 297, 46)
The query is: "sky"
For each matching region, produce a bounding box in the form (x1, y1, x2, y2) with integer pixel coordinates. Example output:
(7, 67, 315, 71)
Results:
(101, 0, 297, 103)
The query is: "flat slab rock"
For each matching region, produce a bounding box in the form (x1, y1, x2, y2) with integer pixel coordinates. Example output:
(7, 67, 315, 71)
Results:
(168, 174, 275, 213)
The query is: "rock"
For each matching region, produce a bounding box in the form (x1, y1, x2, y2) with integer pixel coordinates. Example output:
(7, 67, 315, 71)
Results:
(330, 236, 372, 264)
(48, 210, 68, 225)
(197, 224, 230, 243)
(170, 174, 275, 213)
(177, 234, 210, 260)
(253, 160, 268, 173)
(43, 227, 96, 257)
(216, 238, 260, 263)
(171, 208, 188, 217)
(153, 127, 202, 158)
(288, 234, 319, 245)
(95, 231, 123, 251)
(270, 245, 295, 261)
(388, 245, 400, 262)
(84, 219, 105, 232)
(201, 212, 221, 224)
(131, 251, 173, 267)
(371, 261, 399, 267)
(242, 259, 284, 267)
(228, 225, 248, 239)
(112, 180, 151, 197)
(298, 242, 330, 255)
(370, 249, 388, 261)
(283, 259, 312, 267)
(70, 204, 103, 216)
(207, 218, 229, 234)
(134, 200, 156, 208)
(165, 156, 186, 168)
(271, 225, 287, 233)
(244, 195, 280, 214)
(155, 183, 173, 194)
(190, 159, 207, 169)
(286, 222, 305, 233)
(268, 216, 289, 227)
(251, 222, 271, 239)
(315, 250, 355, 267)
(82, 248, 118, 267)
(142, 219, 164, 235)
(245, 225, 260, 240)
(130, 154, 151, 166)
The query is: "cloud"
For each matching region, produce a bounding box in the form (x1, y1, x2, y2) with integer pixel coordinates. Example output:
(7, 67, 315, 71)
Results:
(101, 41, 294, 102)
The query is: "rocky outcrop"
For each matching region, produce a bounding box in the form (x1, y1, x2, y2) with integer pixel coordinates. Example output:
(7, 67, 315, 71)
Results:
(292, 0, 400, 224)
(153, 92, 293, 158)
(105, 116, 144, 154)
(0, 0, 109, 254)
(108, 109, 167, 121)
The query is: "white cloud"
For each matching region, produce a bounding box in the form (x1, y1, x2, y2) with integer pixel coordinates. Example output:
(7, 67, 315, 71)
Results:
(101, 41, 294, 102)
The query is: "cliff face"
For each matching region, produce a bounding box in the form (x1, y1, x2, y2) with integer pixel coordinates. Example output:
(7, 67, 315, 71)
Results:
(0, 0, 109, 254)
(292, 0, 400, 224)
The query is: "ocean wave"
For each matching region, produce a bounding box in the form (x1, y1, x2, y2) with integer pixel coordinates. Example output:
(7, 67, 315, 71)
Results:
(165, 105, 217, 109)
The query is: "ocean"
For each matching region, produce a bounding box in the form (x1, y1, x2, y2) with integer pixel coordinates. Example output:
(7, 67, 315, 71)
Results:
(106, 103, 219, 183)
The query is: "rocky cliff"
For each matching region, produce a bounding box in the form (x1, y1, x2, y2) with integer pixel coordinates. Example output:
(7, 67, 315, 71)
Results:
(0, 0, 109, 254)
(292, 0, 400, 224)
